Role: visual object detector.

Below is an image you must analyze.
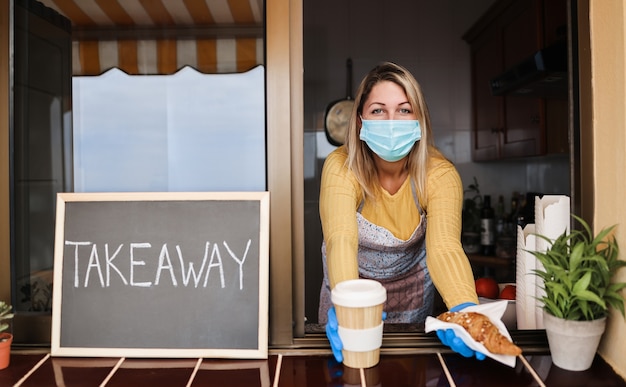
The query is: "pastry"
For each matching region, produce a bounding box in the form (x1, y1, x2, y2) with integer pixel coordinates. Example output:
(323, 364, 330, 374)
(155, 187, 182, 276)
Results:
(437, 311, 522, 356)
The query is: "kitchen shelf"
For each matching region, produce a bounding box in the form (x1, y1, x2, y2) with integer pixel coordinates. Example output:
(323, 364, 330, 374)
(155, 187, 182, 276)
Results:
(468, 253, 515, 282)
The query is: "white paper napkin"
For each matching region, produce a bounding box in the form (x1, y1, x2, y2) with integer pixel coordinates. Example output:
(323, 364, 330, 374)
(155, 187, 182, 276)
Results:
(425, 301, 518, 367)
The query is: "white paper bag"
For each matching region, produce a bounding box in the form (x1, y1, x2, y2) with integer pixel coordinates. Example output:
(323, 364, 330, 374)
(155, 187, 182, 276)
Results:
(516, 224, 536, 330)
(534, 195, 570, 252)
(533, 195, 570, 328)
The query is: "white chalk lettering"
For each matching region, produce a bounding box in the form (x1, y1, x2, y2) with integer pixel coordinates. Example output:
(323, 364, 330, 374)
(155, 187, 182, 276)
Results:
(223, 239, 251, 290)
(204, 243, 225, 288)
(66, 241, 92, 288)
(177, 243, 209, 288)
(155, 244, 177, 287)
(85, 244, 105, 287)
(130, 243, 152, 287)
(105, 243, 127, 286)
(65, 239, 252, 290)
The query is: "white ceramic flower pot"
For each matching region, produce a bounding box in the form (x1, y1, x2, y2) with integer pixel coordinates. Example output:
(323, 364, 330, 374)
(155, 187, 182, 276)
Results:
(543, 309, 606, 371)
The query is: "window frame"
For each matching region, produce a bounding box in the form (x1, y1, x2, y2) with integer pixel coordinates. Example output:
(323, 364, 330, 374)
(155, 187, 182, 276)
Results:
(266, 0, 573, 351)
(0, 0, 589, 351)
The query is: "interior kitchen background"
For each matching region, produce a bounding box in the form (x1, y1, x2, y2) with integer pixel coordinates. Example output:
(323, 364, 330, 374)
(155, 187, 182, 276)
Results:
(302, 0, 571, 324)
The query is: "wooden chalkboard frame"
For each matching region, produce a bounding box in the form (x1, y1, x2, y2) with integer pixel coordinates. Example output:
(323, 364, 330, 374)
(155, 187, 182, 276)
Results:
(51, 192, 270, 359)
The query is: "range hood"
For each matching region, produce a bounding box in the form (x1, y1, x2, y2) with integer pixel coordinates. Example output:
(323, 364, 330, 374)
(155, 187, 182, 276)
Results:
(490, 41, 568, 98)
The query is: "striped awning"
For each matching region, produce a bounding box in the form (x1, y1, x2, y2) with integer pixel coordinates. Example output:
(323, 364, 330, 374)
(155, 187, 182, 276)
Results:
(37, 0, 264, 75)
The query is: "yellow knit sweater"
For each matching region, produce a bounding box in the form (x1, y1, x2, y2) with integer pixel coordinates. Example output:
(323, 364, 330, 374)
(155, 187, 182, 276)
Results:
(319, 147, 478, 309)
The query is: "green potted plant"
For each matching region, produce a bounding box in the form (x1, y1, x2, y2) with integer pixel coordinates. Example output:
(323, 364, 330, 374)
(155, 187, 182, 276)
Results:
(529, 214, 626, 371)
(462, 177, 482, 254)
(0, 301, 14, 370)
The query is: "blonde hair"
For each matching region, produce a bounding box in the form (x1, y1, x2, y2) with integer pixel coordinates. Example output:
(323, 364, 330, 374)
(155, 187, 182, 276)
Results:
(345, 61, 442, 205)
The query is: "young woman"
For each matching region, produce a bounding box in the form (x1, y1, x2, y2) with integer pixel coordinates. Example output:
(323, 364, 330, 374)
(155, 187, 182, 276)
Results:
(318, 62, 485, 361)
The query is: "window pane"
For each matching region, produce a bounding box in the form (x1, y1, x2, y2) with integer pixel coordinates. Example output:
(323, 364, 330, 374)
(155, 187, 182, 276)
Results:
(73, 66, 266, 192)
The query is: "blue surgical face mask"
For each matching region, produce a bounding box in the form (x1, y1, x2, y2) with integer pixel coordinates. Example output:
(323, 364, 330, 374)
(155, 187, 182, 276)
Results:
(359, 119, 422, 162)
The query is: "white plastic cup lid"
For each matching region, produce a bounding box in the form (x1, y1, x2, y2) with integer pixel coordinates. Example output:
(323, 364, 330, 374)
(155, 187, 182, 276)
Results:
(331, 279, 387, 308)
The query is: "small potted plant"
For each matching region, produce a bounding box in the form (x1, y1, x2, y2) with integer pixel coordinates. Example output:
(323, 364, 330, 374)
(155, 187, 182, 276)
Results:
(529, 214, 626, 371)
(0, 301, 14, 370)
(462, 177, 482, 254)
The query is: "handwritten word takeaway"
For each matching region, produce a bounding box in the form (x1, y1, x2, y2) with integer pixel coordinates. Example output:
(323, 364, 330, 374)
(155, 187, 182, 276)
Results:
(65, 240, 252, 290)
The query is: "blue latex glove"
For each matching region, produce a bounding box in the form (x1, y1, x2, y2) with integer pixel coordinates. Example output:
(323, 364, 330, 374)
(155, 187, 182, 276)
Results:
(326, 307, 344, 363)
(436, 302, 486, 360)
(326, 307, 387, 363)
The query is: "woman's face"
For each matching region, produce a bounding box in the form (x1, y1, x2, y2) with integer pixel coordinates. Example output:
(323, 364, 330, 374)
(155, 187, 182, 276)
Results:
(361, 81, 417, 121)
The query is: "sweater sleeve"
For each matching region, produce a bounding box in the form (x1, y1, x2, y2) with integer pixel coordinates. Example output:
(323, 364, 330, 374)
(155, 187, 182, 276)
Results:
(425, 159, 479, 308)
(319, 148, 360, 289)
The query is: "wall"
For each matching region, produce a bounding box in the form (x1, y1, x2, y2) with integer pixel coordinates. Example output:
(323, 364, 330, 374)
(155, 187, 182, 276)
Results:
(591, 0, 626, 378)
(302, 0, 570, 322)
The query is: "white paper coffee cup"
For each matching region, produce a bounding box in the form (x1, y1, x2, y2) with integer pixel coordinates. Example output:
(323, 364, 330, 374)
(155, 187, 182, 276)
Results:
(331, 279, 386, 369)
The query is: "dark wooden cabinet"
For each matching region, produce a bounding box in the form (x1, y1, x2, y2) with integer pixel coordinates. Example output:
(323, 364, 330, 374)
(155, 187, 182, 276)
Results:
(464, 0, 568, 161)
(543, 0, 569, 45)
(472, 29, 501, 160)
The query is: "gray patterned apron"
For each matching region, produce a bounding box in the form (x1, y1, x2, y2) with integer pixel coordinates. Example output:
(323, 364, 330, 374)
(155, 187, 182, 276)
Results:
(318, 180, 433, 324)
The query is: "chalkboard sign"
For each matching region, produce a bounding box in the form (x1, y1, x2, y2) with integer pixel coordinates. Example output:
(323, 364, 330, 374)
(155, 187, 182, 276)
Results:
(51, 192, 269, 358)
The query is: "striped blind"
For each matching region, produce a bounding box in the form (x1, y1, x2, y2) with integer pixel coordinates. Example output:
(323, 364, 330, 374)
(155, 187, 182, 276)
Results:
(38, 0, 264, 75)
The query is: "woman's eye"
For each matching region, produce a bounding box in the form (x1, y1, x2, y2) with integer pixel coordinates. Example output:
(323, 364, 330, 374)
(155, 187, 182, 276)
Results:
(371, 108, 383, 114)
(400, 108, 411, 114)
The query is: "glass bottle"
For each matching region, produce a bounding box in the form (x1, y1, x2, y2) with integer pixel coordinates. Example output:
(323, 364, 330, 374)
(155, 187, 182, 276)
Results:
(495, 195, 505, 236)
(480, 195, 496, 255)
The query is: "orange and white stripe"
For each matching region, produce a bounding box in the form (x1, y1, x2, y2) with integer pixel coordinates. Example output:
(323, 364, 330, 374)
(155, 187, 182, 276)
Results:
(70, 37, 263, 75)
(39, 0, 264, 75)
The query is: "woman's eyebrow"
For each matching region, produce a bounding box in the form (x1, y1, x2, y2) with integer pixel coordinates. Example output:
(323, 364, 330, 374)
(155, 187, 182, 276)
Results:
(367, 101, 410, 106)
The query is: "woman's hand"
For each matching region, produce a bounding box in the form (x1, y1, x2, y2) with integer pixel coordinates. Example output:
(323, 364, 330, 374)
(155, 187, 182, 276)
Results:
(326, 307, 387, 363)
(436, 302, 486, 360)
(326, 307, 344, 363)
